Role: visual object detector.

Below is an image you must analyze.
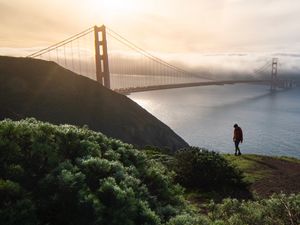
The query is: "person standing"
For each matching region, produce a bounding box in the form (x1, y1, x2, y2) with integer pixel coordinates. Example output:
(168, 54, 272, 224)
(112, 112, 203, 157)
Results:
(233, 124, 243, 156)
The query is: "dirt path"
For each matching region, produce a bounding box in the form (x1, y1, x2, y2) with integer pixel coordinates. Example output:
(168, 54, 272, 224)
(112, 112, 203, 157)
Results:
(249, 156, 300, 197)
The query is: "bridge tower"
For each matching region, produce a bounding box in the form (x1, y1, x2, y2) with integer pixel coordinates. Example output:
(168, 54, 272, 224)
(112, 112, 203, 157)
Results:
(94, 25, 110, 88)
(271, 58, 278, 91)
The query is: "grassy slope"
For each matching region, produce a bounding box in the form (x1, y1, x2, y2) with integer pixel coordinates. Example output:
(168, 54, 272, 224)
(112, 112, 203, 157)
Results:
(144, 149, 300, 201)
(224, 154, 272, 183)
(178, 154, 300, 213)
(225, 154, 300, 197)
(0, 56, 188, 150)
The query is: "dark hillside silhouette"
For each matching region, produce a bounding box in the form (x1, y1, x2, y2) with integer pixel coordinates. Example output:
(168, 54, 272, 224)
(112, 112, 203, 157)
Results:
(0, 56, 188, 150)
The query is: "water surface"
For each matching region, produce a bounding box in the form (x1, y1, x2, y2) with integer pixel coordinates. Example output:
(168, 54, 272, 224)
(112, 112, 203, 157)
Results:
(130, 84, 300, 158)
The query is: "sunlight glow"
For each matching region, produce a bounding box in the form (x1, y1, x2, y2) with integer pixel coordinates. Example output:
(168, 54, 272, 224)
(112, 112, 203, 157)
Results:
(89, 0, 141, 15)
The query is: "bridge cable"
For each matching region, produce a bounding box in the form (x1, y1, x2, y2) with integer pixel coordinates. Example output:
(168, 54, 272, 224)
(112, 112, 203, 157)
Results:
(106, 27, 208, 79)
(27, 26, 94, 58)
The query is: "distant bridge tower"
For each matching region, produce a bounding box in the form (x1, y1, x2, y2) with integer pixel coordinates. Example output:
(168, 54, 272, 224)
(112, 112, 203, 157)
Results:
(94, 25, 110, 88)
(271, 58, 278, 91)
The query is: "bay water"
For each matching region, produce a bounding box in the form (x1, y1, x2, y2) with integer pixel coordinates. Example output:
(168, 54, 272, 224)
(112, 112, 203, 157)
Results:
(129, 84, 300, 158)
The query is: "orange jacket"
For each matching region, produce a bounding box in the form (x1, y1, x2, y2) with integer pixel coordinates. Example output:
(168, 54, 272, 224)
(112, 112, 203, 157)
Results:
(233, 127, 243, 142)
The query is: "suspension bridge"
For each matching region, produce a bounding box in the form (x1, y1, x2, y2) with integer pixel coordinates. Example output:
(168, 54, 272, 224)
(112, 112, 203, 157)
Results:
(27, 25, 294, 94)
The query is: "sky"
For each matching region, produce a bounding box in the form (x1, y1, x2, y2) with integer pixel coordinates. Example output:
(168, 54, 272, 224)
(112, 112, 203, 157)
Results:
(1, 0, 300, 52)
(1, 0, 300, 74)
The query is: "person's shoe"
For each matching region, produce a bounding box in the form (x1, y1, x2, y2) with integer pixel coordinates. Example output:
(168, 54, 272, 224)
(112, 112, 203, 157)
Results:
(235, 153, 237, 156)
(238, 152, 241, 156)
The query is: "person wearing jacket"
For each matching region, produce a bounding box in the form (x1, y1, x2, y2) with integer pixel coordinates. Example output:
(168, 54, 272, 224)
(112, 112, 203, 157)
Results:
(233, 124, 243, 156)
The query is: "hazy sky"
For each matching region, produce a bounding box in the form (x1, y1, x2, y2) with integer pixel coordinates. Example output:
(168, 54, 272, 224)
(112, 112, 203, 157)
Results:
(1, 0, 300, 54)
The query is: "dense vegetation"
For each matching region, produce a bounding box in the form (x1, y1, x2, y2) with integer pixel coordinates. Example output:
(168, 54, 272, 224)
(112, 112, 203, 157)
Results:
(206, 193, 300, 225)
(1, 119, 299, 225)
(0, 119, 190, 225)
(144, 147, 251, 199)
(173, 148, 250, 199)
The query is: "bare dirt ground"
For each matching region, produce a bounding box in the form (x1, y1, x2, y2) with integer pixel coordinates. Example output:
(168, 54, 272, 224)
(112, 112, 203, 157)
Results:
(248, 156, 300, 197)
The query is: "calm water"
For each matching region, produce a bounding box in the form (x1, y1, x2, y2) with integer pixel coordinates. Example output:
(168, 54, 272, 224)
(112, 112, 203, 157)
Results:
(129, 84, 300, 158)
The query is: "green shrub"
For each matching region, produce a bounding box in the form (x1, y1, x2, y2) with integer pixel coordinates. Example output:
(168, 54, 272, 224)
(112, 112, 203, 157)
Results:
(0, 118, 192, 225)
(166, 213, 211, 225)
(207, 193, 300, 225)
(173, 147, 250, 198)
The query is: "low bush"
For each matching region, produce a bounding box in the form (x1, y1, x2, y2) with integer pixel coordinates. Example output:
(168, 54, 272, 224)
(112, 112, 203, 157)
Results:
(173, 147, 250, 198)
(207, 193, 300, 225)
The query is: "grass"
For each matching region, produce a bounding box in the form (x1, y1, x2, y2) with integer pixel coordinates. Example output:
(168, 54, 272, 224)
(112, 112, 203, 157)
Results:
(185, 190, 229, 206)
(278, 155, 300, 163)
(224, 154, 273, 184)
(140, 149, 300, 205)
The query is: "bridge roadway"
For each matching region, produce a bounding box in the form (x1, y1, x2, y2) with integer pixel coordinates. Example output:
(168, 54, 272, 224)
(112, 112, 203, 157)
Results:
(114, 79, 272, 94)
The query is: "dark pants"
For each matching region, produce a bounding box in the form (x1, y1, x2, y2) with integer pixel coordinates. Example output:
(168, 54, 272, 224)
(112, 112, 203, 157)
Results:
(234, 140, 241, 155)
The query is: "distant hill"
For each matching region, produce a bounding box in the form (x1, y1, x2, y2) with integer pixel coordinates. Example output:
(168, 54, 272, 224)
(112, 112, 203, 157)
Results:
(0, 56, 188, 150)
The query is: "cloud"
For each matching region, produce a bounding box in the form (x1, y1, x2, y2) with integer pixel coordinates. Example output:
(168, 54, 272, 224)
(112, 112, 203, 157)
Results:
(220, 0, 300, 50)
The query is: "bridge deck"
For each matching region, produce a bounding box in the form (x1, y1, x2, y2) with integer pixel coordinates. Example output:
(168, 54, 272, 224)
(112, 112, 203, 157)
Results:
(114, 79, 271, 94)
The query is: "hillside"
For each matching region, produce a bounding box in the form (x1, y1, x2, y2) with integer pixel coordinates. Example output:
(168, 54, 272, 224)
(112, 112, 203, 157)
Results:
(225, 154, 300, 197)
(145, 149, 300, 200)
(0, 56, 188, 150)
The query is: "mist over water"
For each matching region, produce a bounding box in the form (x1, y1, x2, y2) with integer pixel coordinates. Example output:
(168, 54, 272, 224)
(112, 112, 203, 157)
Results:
(130, 84, 300, 158)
